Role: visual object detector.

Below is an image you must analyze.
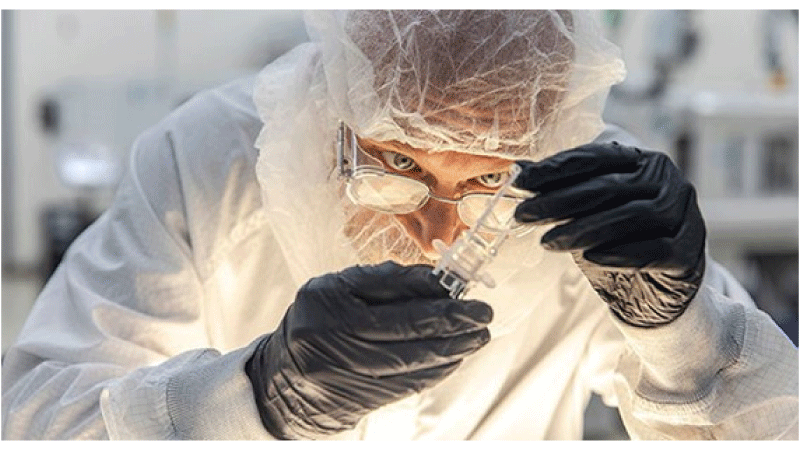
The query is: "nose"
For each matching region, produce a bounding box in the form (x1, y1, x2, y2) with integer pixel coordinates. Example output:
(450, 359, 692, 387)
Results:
(395, 198, 469, 257)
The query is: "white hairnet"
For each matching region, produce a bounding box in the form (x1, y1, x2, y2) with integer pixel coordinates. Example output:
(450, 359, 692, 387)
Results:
(307, 10, 625, 158)
(253, 10, 626, 335)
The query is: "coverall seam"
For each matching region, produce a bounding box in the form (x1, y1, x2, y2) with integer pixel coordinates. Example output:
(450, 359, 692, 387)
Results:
(127, 130, 199, 271)
(163, 129, 199, 267)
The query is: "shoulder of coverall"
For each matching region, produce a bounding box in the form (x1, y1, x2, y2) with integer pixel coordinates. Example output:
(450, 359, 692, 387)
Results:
(167, 75, 262, 140)
(151, 74, 263, 182)
(135, 73, 264, 204)
(125, 74, 266, 277)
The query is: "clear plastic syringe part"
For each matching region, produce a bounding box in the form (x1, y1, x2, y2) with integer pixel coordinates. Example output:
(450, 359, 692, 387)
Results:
(432, 163, 529, 299)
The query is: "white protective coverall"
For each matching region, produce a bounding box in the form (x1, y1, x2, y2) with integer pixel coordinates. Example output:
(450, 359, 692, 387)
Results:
(2, 10, 798, 440)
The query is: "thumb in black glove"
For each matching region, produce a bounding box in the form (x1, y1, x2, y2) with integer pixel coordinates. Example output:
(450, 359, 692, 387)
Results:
(245, 261, 493, 439)
(513, 142, 706, 327)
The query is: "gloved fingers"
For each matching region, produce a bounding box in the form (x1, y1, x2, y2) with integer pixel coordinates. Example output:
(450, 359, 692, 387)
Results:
(539, 198, 683, 252)
(582, 215, 705, 271)
(325, 328, 490, 377)
(338, 261, 451, 304)
(319, 361, 464, 405)
(514, 143, 642, 194)
(377, 360, 463, 395)
(347, 299, 493, 341)
(514, 172, 659, 225)
(581, 238, 681, 270)
(306, 360, 463, 414)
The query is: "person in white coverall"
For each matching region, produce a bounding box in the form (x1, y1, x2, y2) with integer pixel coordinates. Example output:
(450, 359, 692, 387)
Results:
(2, 10, 798, 440)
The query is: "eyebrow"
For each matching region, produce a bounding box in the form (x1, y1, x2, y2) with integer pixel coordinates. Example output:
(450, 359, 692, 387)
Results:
(360, 137, 509, 165)
(358, 137, 417, 155)
(356, 135, 516, 181)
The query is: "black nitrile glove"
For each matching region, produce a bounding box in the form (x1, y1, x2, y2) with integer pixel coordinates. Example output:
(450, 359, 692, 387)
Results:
(245, 261, 493, 440)
(513, 142, 706, 328)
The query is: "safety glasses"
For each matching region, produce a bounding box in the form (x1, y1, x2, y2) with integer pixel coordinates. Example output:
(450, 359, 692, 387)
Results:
(336, 122, 532, 234)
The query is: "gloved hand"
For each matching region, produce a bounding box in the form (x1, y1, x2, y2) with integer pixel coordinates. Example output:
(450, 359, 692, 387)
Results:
(513, 142, 706, 328)
(245, 261, 492, 440)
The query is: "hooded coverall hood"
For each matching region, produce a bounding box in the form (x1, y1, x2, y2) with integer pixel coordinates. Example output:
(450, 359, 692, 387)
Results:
(252, 10, 626, 336)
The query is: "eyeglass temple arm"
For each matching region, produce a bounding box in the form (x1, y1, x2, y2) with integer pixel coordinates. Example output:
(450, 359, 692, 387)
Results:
(337, 121, 352, 178)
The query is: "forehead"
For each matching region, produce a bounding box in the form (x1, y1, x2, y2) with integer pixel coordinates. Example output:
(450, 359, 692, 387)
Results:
(359, 136, 514, 173)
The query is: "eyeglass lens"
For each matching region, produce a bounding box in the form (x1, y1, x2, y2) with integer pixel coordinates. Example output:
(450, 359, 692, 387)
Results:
(347, 173, 522, 231)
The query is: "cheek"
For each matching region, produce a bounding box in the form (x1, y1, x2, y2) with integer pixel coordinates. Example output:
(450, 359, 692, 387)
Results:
(393, 212, 423, 238)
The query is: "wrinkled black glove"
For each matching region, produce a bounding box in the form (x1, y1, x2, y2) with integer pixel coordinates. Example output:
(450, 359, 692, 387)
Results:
(513, 142, 706, 328)
(245, 261, 493, 440)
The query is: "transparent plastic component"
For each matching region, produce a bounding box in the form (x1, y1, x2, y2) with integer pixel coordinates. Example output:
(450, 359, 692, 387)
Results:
(432, 164, 529, 299)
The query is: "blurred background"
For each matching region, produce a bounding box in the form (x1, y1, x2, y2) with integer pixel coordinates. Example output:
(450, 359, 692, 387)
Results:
(1, 10, 798, 440)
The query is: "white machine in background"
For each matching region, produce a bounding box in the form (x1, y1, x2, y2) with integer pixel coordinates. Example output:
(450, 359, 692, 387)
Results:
(684, 91, 797, 241)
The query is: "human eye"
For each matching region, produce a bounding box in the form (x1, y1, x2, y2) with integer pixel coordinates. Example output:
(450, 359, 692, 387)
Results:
(476, 171, 509, 188)
(381, 151, 418, 171)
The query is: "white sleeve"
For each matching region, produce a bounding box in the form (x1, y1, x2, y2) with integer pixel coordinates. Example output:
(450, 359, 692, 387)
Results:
(611, 259, 799, 439)
(99, 340, 272, 439)
(1, 79, 274, 440)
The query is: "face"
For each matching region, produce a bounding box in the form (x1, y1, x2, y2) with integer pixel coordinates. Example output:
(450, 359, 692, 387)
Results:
(356, 136, 515, 259)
